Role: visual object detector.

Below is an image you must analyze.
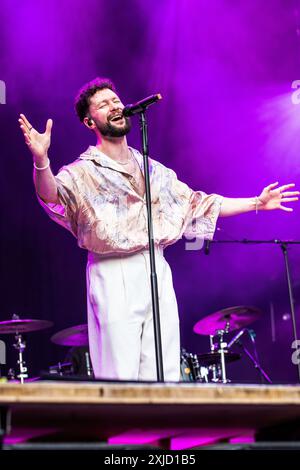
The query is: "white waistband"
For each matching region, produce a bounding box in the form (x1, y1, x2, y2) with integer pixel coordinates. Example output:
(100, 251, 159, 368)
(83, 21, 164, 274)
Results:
(87, 245, 164, 263)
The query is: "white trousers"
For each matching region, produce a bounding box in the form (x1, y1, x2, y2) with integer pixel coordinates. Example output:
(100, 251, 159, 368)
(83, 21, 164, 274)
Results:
(86, 248, 180, 381)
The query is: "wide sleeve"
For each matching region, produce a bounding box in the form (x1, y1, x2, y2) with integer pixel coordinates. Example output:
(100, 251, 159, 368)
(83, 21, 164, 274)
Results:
(36, 166, 80, 237)
(169, 169, 223, 240)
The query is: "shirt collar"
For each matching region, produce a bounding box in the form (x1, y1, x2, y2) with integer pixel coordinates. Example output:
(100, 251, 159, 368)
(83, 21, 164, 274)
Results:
(79, 145, 144, 174)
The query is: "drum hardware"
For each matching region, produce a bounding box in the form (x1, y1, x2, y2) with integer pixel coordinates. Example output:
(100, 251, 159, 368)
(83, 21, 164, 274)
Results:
(49, 361, 73, 376)
(13, 332, 28, 383)
(212, 328, 228, 383)
(48, 355, 94, 378)
(6, 371, 40, 383)
(0, 314, 53, 383)
(84, 351, 93, 377)
(51, 324, 94, 377)
(197, 351, 241, 383)
(7, 368, 16, 381)
(193, 306, 262, 383)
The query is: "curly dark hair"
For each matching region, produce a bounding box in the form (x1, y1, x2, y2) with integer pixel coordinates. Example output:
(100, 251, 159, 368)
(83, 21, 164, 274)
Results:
(75, 77, 117, 122)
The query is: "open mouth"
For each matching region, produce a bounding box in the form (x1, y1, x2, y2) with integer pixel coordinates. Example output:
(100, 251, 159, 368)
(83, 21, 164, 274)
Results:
(109, 114, 124, 123)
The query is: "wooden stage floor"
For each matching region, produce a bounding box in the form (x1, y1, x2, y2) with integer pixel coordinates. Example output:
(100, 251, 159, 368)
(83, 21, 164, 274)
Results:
(1, 381, 300, 449)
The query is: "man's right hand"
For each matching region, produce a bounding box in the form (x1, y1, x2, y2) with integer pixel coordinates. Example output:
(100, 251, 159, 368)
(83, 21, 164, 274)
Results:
(18, 114, 53, 164)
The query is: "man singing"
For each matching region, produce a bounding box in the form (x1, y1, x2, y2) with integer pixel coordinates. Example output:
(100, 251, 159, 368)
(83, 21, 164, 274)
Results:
(19, 77, 299, 381)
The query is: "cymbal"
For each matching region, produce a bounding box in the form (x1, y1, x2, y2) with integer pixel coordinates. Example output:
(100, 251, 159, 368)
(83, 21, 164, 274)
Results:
(51, 324, 88, 347)
(197, 351, 241, 366)
(0, 319, 53, 334)
(193, 306, 262, 335)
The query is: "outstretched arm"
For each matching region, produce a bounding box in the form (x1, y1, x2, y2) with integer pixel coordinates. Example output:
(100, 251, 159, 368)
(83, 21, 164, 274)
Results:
(19, 113, 59, 204)
(219, 182, 299, 217)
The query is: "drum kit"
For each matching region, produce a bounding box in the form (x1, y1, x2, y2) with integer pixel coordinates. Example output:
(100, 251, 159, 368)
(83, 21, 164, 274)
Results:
(181, 305, 265, 384)
(50, 324, 93, 377)
(0, 314, 53, 383)
(0, 305, 264, 384)
(0, 314, 92, 382)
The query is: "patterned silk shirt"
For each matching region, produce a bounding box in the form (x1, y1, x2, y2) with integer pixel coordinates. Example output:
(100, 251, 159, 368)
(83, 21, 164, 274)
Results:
(38, 146, 223, 256)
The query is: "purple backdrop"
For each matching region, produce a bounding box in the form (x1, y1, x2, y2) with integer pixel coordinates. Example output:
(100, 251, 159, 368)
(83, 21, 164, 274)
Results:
(1, 0, 300, 383)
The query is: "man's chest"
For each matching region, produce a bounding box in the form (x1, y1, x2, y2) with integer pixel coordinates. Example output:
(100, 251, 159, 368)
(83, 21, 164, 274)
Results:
(126, 166, 145, 198)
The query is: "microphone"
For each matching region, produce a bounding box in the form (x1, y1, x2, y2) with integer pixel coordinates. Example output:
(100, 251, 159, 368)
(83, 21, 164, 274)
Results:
(123, 93, 162, 117)
(204, 226, 221, 255)
(227, 328, 247, 349)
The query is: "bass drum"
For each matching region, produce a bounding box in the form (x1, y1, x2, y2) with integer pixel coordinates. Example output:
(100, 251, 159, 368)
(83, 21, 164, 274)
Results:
(180, 348, 209, 383)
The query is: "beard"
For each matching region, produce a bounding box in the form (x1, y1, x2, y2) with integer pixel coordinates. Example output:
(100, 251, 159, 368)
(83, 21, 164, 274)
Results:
(96, 116, 132, 138)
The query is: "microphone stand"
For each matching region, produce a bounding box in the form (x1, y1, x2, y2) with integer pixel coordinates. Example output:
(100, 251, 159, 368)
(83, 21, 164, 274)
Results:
(238, 340, 272, 384)
(207, 239, 300, 382)
(139, 111, 164, 382)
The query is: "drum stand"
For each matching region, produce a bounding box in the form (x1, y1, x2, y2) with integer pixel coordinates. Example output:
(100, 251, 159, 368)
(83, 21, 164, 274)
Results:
(210, 324, 230, 384)
(0, 315, 52, 383)
(13, 333, 28, 384)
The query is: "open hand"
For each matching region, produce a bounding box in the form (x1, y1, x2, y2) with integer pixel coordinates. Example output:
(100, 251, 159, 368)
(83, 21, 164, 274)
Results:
(18, 114, 53, 162)
(258, 182, 299, 212)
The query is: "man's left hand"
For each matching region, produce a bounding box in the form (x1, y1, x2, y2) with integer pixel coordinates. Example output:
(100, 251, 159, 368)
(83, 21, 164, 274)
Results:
(258, 182, 299, 212)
